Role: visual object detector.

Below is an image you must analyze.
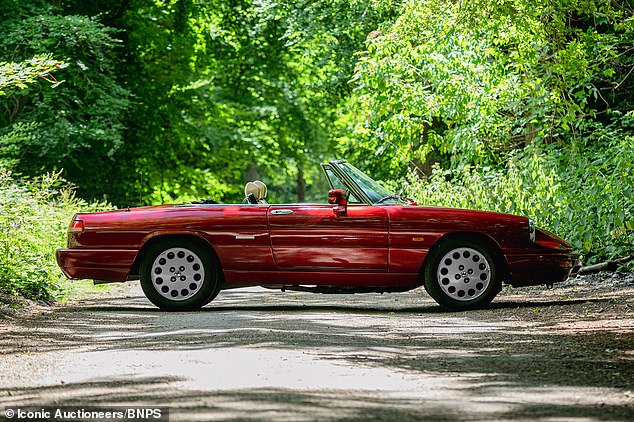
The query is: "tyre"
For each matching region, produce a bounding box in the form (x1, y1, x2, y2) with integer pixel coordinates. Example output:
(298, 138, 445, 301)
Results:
(140, 239, 219, 311)
(424, 238, 501, 310)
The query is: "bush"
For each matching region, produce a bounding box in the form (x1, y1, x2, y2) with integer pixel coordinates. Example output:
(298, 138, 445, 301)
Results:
(0, 169, 109, 301)
(405, 138, 634, 266)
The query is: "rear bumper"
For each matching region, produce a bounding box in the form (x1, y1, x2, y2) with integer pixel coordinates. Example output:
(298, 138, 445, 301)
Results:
(56, 248, 138, 282)
(506, 252, 579, 287)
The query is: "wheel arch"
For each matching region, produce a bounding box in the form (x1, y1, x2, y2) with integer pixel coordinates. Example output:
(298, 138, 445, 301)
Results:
(129, 233, 222, 282)
(420, 231, 510, 283)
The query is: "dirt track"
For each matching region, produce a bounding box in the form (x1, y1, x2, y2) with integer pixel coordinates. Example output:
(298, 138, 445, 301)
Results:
(1, 273, 633, 421)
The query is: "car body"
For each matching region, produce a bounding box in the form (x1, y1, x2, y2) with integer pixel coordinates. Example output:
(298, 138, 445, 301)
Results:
(56, 160, 579, 310)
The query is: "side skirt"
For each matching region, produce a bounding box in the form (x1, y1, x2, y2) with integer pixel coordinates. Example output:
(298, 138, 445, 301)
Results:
(222, 269, 420, 290)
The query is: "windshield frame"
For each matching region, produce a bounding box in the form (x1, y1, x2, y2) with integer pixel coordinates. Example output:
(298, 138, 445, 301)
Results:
(321, 160, 398, 205)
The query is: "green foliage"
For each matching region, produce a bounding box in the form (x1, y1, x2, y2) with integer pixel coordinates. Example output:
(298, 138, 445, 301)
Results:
(0, 170, 109, 301)
(0, 55, 66, 95)
(0, 55, 67, 169)
(100, 0, 380, 204)
(405, 124, 634, 265)
(0, 9, 131, 200)
(0, 1, 393, 205)
(341, 0, 634, 171)
(47, 0, 393, 205)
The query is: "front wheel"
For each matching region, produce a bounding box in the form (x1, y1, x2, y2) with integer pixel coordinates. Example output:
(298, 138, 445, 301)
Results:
(424, 239, 501, 310)
(140, 240, 219, 311)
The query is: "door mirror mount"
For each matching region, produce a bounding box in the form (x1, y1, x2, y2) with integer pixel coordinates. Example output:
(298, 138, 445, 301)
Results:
(328, 189, 347, 217)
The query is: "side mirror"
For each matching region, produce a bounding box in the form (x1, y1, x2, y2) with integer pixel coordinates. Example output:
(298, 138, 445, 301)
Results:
(328, 189, 347, 217)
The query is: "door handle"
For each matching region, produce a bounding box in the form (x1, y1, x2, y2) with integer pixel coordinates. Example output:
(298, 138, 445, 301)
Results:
(271, 209, 293, 215)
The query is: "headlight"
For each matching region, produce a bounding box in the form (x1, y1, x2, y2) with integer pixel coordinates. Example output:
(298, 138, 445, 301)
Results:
(528, 218, 536, 242)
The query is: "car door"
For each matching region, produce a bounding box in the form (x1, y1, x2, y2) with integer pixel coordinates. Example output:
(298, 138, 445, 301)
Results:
(268, 204, 389, 270)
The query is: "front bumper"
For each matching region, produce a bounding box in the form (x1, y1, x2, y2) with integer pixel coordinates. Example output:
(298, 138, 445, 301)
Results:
(505, 253, 579, 287)
(56, 248, 138, 282)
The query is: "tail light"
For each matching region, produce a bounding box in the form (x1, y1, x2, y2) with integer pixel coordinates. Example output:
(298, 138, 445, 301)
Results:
(69, 218, 84, 233)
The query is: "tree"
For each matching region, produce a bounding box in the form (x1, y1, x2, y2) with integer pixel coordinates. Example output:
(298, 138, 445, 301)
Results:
(0, 1, 131, 199)
(340, 0, 634, 175)
(58, 0, 393, 205)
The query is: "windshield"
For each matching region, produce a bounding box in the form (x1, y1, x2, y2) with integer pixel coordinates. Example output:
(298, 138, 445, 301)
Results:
(324, 167, 361, 203)
(336, 162, 395, 204)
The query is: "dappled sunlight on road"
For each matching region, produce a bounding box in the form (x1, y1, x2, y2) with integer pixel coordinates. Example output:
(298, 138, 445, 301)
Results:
(4, 345, 630, 421)
(1, 282, 632, 420)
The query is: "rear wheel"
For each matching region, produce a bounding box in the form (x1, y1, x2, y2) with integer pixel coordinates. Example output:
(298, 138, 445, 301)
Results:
(140, 239, 219, 311)
(424, 239, 501, 310)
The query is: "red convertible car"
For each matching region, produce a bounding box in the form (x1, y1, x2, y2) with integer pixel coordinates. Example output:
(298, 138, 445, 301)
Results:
(56, 160, 578, 311)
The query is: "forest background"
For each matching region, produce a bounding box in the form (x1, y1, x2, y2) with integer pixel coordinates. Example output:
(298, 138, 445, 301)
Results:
(1, 0, 632, 300)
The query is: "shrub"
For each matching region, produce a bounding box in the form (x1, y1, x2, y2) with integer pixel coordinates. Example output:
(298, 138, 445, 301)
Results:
(0, 169, 109, 301)
(404, 138, 634, 266)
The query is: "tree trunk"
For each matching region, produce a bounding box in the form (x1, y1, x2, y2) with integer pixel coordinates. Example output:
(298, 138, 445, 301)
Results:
(297, 166, 305, 203)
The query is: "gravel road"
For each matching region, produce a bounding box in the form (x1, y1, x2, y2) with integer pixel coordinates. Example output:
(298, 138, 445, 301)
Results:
(1, 273, 633, 421)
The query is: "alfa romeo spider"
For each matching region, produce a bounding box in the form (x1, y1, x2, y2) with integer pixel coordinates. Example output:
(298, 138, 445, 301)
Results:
(56, 160, 578, 311)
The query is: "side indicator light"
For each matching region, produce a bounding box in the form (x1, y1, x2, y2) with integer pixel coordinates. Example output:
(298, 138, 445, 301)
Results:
(412, 237, 425, 242)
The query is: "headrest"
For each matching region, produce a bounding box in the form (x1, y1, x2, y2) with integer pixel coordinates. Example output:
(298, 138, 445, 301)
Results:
(245, 182, 259, 198)
(253, 180, 267, 199)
